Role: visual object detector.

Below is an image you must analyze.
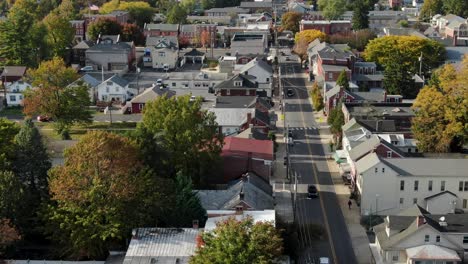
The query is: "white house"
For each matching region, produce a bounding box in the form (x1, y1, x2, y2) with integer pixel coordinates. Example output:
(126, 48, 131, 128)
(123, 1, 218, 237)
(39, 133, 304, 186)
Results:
(5, 80, 31, 106)
(355, 152, 468, 216)
(371, 206, 468, 264)
(236, 57, 273, 96)
(144, 36, 179, 70)
(208, 108, 255, 135)
(97, 75, 136, 103)
(160, 71, 228, 90)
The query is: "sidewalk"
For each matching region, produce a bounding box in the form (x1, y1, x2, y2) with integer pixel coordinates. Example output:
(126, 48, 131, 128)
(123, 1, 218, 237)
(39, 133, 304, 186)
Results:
(313, 109, 374, 264)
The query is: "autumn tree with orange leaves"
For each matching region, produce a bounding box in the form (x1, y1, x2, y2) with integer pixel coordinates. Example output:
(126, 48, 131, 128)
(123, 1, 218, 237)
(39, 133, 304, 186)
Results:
(45, 131, 166, 259)
(200, 30, 211, 52)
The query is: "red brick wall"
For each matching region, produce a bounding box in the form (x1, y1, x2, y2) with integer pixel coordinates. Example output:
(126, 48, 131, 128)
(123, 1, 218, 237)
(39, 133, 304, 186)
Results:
(374, 144, 403, 158)
(323, 70, 351, 82)
(132, 103, 144, 114)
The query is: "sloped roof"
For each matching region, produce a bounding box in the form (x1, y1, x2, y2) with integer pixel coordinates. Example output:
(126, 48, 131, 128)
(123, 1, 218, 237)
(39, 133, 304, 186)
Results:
(86, 42, 131, 52)
(215, 74, 258, 89)
(73, 40, 94, 49)
(381, 158, 468, 177)
(209, 108, 254, 127)
(144, 23, 179, 31)
(204, 210, 275, 231)
(354, 152, 381, 174)
(70, 74, 101, 88)
(1, 66, 26, 77)
(222, 136, 273, 160)
(317, 44, 354, 60)
(205, 7, 249, 13)
(348, 135, 381, 161)
(254, 108, 270, 126)
(145, 36, 178, 47)
(124, 227, 199, 264)
(197, 174, 274, 210)
(406, 245, 461, 261)
(375, 218, 419, 249)
(184, 48, 205, 57)
(424, 190, 457, 201)
(239, 57, 273, 75)
(342, 118, 363, 132)
(215, 96, 257, 108)
(104, 75, 129, 88)
(398, 204, 430, 216)
(131, 86, 175, 104)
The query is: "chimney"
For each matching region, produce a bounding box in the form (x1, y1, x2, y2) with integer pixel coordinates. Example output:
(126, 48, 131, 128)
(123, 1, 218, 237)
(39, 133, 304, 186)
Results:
(131, 229, 138, 239)
(192, 220, 199, 229)
(417, 216, 426, 227)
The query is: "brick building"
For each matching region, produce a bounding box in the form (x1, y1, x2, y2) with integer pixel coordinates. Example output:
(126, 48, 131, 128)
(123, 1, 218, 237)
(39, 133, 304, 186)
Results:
(300, 20, 351, 35)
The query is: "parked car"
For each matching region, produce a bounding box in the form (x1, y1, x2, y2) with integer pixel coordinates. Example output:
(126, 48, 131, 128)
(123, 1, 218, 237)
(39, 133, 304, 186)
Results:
(156, 79, 163, 86)
(319, 257, 330, 264)
(79, 66, 93, 72)
(307, 184, 318, 198)
(287, 88, 294, 97)
(37, 115, 52, 122)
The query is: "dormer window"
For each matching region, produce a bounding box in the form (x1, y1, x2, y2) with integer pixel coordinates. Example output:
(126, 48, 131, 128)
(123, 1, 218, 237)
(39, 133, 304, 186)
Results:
(234, 81, 242, 87)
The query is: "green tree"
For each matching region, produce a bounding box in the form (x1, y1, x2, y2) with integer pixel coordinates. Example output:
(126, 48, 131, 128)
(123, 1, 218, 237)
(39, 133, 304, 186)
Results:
(201, 0, 215, 9)
(12, 119, 51, 200)
(383, 57, 416, 98)
(443, 0, 468, 18)
(281, 11, 302, 33)
(0, 171, 24, 225)
(318, 0, 346, 20)
(311, 82, 324, 111)
(166, 3, 187, 24)
(23, 57, 92, 139)
(336, 70, 350, 91)
(190, 216, 283, 264)
(363, 36, 445, 75)
(0, 3, 37, 66)
(45, 131, 163, 259)
(43, 11, 75, 58)
(327, 104, 345, 138)
(162, 173, 207, 227)
(352, 0, 369, 30)
(419, 0, 443, 21)
(87, 18, 123, 41)
(412, 57, 468, 152)
(0, 119, 20, 171)
(100, 0, 155, 27)
(136, 95, 223, 186)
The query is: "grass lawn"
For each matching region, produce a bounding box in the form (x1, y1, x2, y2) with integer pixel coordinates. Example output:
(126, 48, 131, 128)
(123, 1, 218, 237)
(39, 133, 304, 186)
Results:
(0, 106, 25, 117)
(38, 121, 137, 141)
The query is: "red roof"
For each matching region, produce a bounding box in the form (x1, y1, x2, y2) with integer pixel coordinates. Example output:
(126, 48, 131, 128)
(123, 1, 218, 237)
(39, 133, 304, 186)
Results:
(222, 137, 273, 161)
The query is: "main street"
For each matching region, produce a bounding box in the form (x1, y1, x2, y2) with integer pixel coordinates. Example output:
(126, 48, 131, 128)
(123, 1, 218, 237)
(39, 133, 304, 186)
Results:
(280, 60, 357, 264)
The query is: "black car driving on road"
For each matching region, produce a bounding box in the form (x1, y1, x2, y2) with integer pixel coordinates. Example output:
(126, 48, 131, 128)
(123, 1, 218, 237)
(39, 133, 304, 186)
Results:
(307, 184, 318, 198)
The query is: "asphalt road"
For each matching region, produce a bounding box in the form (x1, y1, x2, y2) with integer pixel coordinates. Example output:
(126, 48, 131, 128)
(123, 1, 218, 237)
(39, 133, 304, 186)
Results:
(281, 61, 357, 264)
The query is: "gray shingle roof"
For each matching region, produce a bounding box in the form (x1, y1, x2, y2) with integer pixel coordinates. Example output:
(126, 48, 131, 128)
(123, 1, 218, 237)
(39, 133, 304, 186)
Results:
(348, 135, 381, 161)
(86, 42, 131, 52)
(184, 48, 205, 57)
(239, 57, 273, 75)
(131, 86, 175, 104)
(146, 36, 178, 47)
(108, 75, 129, 87)
(215, 96, 257, 108)
(215, 74, 258, 89)
(72, 40, 94, 49)
(381, 158, 468, 177)
(205, 7, 249, 13)
(1, 66, 26, 77)
(197, 175, 274, 210)
(144, 23, 179, 31)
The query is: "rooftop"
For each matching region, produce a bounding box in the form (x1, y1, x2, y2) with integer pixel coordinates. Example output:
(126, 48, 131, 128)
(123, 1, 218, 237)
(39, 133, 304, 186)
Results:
(204, 210, 275, 231)
(223, 136, 273, 160)
(131, 85, 175, 104)
(209, 108, 254, 127)
(144, 23, 179, 31)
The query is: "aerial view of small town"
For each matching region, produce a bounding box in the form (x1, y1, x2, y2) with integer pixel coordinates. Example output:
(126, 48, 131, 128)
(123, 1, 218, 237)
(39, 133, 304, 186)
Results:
(0, 0, 466, 263)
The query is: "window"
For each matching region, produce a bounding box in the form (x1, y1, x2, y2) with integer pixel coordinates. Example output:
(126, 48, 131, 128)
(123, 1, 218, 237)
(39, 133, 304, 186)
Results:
(375, 168, 378, 173)
(400, 180, 405, 191)
(465, 181, 468, 191)
(19, 95, 22, 100)
(441, 181, 445, 191)
(382, 168, 385, 173)
(328, 72, 333, 80)
(460, 181, 464, 191)
(464, 199, 467, 209)
(106, 87, 110, 93)
(414, 180, 419, 191)
(158, 52, 166, 57)
(9, 95, 15, 102)
(387, 151, 392, 158)
(413, 198, 418, 204)
(172, 83, 176, 87)
(463, 236, 468, 244)
(436, 235, 440, 242)
(116, 87, 119, 92)
(266, 78, 269, 82)
(392, 254, 398, 261)
(138, 103, 144, 110)
(424, 235, 429, 242)
(227, 89, 230, 95)
(428, 180, 433, 191)
(399, 198, 404, 204)
(107, 81, 113, 85)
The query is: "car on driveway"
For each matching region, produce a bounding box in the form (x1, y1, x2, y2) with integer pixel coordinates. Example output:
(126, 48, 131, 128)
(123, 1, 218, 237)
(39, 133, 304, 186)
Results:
(287, 89, 294, 97)
(307, 184, 318, 198)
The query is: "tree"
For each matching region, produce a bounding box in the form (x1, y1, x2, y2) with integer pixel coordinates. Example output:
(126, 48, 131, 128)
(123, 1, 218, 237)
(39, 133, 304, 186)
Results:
(190, 216, 283, 264)
(201, 0, 215, 10)
(136, 95, 223, 186)
(363, 36, 445, 75)
(419, 0, 443, 21)
(442, 0, 468, 18)
(100, 0, 155, 27)
(383, 57, 416, 98)
(200, 30, 211, 51)
(56, 0, 77, 20)
(336, 70, 350, 91)
(121, 23, 145, 46)
(0, 119, 20, 171)
(329, 29, 375, 51)
(293, 37, 308, 64)
(352, 0, 369, 30)
(294, 29, 327, 44)
(0, 218, 21, 255)
(318, 0, 346, 20)
(327, 104, 345, 139)
(23, 57, 92, 138)
(161, 173, 207, 227)
(12, 119, 51, 200)
(166, 3, 187, 24)
(412, 57, 468, 152)
(0, 171, 24, 225)
(281, 11, 302, 33)
(310, 82, 324, 111)
(45, 131, 162, 259)
(0, 2, 37, 66)
(179, 35, 191, 49)
(87, 18, 123, 41)
(43, 11, 75, 58)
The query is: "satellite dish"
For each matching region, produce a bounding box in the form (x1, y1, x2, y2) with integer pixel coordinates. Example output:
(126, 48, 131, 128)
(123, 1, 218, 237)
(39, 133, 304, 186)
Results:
(439, 216, 445, 222)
